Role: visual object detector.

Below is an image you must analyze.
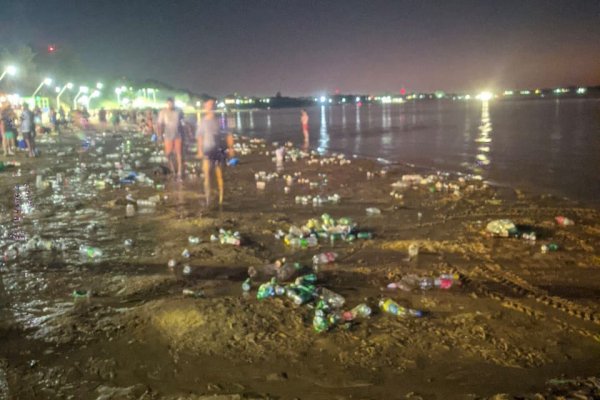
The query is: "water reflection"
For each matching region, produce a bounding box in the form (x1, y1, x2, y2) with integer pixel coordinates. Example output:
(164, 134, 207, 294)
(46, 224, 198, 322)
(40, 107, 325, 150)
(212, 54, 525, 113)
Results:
(249, 111, 255, 129)
(318, 105, 329, 154)
(381, 104, 392, 146)
(236, 111, 242, 131)
(473, 100, 492, 172)
(266, 112, 271, 129)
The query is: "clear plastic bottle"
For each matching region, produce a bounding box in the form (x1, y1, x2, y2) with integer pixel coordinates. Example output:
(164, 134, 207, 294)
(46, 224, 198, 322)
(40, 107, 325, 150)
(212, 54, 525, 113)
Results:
(366, 207, 381, 215)
(318, 288, 346, 308)
(276, 262, 303, 281)
(312, 252, 338, 266)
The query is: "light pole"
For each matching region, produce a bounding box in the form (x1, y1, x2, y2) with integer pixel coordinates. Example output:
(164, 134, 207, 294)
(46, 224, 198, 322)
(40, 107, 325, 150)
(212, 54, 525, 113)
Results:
(56, 82, 74, 108)
(88, 90, 101, 109)
(0, 65, 17, 83)
(73, 86, 89, 109)
(115, 87, 122, 105)
(32, 78, 53, 97)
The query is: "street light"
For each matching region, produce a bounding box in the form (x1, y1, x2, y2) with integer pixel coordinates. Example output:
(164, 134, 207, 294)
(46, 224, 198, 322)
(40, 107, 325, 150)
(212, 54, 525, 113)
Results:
(73, 86, 89, 109)
(56, 82, 74, 108)
(0, 65, 17, 83)
(115, 87, 122, 104)
(32, 78, 53, 97)
(96, 82, 103, 90)
(88, 89, 101, 109)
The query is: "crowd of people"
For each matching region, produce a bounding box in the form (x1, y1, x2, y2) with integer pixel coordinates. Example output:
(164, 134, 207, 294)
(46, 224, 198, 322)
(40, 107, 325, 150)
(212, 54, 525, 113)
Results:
(0, 98, 236, 206)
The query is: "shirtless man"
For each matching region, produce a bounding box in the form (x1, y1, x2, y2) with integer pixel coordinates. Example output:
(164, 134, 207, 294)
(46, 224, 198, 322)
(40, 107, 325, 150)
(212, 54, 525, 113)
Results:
(196, 99, 234, 205)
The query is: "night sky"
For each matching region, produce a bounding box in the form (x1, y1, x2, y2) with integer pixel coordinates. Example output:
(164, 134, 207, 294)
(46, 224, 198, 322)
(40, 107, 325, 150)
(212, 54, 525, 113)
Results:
(1, 0, 599, 96)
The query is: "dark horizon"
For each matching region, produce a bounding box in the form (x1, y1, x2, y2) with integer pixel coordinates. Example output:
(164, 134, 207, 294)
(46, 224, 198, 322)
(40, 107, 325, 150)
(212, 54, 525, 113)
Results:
(1, 0, 599, 97)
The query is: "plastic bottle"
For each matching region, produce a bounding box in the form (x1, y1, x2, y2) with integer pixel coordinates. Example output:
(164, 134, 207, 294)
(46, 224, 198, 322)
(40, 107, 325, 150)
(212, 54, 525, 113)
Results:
(379, 298, 423, 318)
(318, 288, 346, 309)
(188, 236, 201, 244)
(541, 243, 559, 253)
(79, 245, 103, 258)
(312, 252, 338, 266)
(408, 243, 419, 259)
(366, 207, 381, 215)
(136, 199, 156, 207)
(555, 216, 575, 227)
(276, 262, 303, 281)
(313, 309, 330, 332)
(418, 277, 434, 290)
(386, 281, 414, 292)
(242, 278, 252, 292)
(257, 278, 286, 300)
(345, 303, 372, 320)
(294, 273, 318, 285)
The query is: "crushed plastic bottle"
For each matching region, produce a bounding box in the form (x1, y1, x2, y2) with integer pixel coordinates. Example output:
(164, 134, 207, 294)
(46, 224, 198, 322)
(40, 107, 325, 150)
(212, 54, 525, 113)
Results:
(366, 207, 381, 216)
(188, 236, 201, 245)
(79, 245, 103, 258)
(379, 298, 423, 318)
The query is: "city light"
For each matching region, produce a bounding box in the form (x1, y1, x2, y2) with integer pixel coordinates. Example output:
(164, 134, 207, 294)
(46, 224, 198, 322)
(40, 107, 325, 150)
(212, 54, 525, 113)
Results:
(476, 91, 493, 101)
(577, 87, 587, 95)
(96, 82, 104, 90)
(0, 65, 17, 82)
(320, 96, 327, 103)
(74, 86, 89, 108)
(32, 77, 53, 97)
(56, 82, 74, 108)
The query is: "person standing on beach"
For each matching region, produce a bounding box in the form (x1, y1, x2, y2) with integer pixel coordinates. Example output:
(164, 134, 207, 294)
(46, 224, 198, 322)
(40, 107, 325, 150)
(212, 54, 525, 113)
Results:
(301, 109, 309, 143)
(1, 102, 17, 156)
(196, 99, 234, 205)
(157, 98, 184, 180)
(110, 109, 120, 133)
(19, 103, 36, 157)
(98, 107, 107, 128)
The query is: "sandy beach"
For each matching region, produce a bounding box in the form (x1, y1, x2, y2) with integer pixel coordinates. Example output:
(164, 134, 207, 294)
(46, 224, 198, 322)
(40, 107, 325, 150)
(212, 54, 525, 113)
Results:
(0, 126, 599, 400)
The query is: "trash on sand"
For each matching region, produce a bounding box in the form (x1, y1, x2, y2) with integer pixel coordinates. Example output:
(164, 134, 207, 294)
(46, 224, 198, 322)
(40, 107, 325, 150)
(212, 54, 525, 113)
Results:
(555, 216, 575, 227)
(486, 219, 518, 237)
(379, 298, 423, 317)
(366, 207, 381, 216)
(541, 243, 559, 253)
(79, 245, 103, 258)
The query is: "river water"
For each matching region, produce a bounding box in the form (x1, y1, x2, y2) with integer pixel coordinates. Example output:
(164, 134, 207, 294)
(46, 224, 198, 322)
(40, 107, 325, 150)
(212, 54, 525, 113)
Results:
(226, 99, 600, 204)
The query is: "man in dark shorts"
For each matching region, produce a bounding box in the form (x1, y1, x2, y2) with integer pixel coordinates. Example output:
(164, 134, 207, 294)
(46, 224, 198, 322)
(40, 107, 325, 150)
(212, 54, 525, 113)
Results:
(196, 99, 234, 205)
(20, 103, 36, 157)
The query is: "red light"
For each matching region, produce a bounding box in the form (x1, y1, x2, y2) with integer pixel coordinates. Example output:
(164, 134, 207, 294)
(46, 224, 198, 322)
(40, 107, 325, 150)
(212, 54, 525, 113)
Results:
(400, 87, 406, 95)
(48, 45, 56, 53)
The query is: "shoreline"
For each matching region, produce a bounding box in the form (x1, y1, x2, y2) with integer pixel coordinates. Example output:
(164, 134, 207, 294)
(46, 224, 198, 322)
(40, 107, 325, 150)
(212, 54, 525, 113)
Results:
(0, 126, 599, 399)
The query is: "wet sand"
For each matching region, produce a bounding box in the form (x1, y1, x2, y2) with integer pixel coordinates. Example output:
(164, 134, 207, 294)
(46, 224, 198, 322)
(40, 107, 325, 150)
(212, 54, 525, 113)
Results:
(0, 126, 599, 400)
